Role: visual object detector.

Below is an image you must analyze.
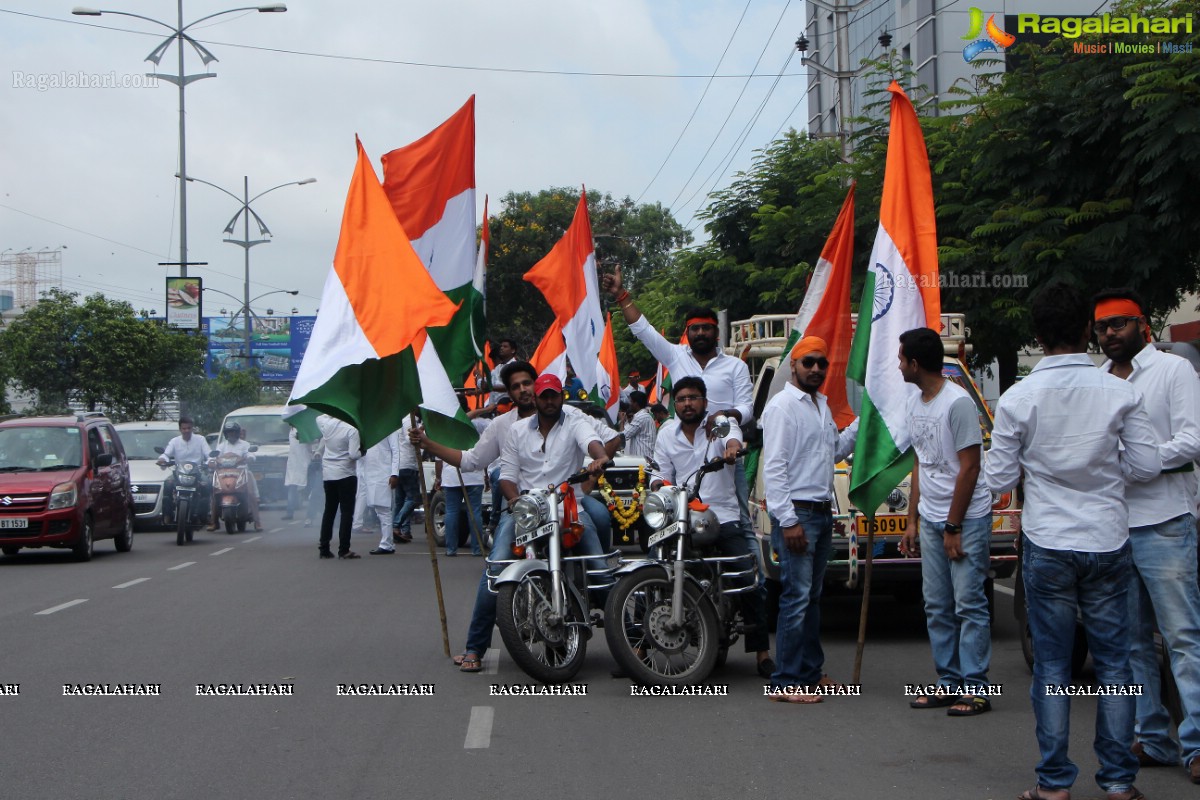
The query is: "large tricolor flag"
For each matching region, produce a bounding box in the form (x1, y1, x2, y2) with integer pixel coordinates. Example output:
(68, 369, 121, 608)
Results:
(597, 314, 621, 423)
(529, 319, 568, 383)
(847, 82, 942, 518)
(769, 182, 857, 429)
(381, 96, 484, 385)
(523, 189, 605, 397)
(289, 138, 479, 450)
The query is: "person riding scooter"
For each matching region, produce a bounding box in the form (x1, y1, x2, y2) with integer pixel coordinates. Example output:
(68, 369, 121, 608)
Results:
(207, 422, 263, 532)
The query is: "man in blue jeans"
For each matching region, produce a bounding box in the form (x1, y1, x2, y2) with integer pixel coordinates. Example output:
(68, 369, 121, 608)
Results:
(1095, 287, 1200, 784)
(898, 327, 995, 717)
(761, 335, 857, 703)
(391, 416, 419, 544)
(986, 283, 1160, 800)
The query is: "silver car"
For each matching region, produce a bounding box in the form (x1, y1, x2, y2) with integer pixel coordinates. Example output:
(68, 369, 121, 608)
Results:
(113, 421, 186, 529)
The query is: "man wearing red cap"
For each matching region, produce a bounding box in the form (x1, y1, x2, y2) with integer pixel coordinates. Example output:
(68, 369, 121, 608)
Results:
(761, 334, 858, 702)
(1095, 287, 1200, 784)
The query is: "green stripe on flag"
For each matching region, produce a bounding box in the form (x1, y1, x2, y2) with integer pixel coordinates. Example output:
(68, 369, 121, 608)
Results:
(422, 407, 480, 450)
(847, 393, 912, 519)
(846, 271, 874, 384)
(428, 283, 486, 386)
(283, 407, 322, 443)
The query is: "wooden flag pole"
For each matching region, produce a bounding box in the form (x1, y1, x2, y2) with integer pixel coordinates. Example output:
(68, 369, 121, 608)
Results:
(412, 414, 451, 658)
(852, 525, 876, 684)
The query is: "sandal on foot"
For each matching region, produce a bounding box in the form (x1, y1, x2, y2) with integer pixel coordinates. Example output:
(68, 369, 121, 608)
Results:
(1106, 790, 1145, 800)
(948, 695, 992, 716)
(909, 693, 960, 709)
(459, 653, 482, 673)
(1017, 787, 1068, 800)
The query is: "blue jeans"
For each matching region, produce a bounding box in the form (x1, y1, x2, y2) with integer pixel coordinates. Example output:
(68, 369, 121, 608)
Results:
(391, 469, 419, 533)
(488, 466, 502, 528)
(769, 506, 832, 689)
(444, 484, 484, 556)
(1128, 513, 1200, 767)
(919, 514, 992, 691)
(463, 495, 606, 657)
(286, 485, 302, 516)
(581, 493, 612, 552)
(718, 521, 769, 653)
(1022, 535, 1137, 794)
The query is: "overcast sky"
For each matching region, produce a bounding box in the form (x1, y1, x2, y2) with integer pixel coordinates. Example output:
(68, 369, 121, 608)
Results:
(0, 1, 808, 317)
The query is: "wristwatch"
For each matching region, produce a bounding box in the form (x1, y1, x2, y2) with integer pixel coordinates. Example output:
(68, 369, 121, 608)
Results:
(943, 521, 963, 536)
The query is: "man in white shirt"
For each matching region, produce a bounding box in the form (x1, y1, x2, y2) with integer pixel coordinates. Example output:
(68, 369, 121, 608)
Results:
(316, 414, 364, 559)
(985, 284, 1160, 800)
(761, 335, 858, 703)
(435, 410, 490, 557)
(1094, 287, 1200, 783)
(157, 416, 209, 525)
(654, 376, 774, 677)
(207, 422, 261, 532)
(622, 390, 657, 459)
(391, 416, 419, 545)
(897, 328, 994, 716)
(488, 339, 519, 402)
(360, 429, 401, 555)
(620, 371, 641, 403)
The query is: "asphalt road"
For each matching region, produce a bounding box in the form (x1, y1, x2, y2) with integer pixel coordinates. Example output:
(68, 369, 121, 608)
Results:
(0, 505, 1192, 800)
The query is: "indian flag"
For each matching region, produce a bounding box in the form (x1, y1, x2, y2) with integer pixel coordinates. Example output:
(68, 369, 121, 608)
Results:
(289, 138, 479, 450)
(530, 319, 568, 383)
(770, 182, 856, 429)
(381, 96, 484, 385)
(523, 189, 605, 398)
(596, 313, 620, 423)
(847, 82, 941, 519)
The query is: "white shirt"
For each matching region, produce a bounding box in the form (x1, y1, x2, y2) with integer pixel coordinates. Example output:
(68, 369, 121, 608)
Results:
(158, 434, 209, 467)
(984, 353, 1161, 552)
(317, 415, 363, 481)
(761, 383, 859, 528)
(655, 418, 743, 524)
(459, 408, 522, 473)
(1102, 345, 1200, 527)
(215, 438, 254, 462)
(628, 315, 754, 424)
(360, 431, 401, 508)
(489, 358, 517, 401)
(623, 407, 658, 458)
(395, 417, 419, 472)
(442, 418, 490, 487)
(285, 430, 317, 487)
(499, 410, 602, 499)
(906, 380, 992, 522)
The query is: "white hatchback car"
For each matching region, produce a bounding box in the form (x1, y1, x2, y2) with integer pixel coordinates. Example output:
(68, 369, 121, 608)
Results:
(114, 420, 187, 529)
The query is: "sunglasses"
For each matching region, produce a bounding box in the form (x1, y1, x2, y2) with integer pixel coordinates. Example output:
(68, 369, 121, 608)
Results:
(800, 357, 830, 369)
(674, 394, 704, 404)
(1093, 316, 1139, 335)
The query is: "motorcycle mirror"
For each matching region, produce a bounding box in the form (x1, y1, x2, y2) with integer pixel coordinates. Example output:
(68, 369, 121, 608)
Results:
(248, 445, 259, 453)
(209, 450, 219, 457)
(154, 446, 165, 454)
(711, 414, 731, 439)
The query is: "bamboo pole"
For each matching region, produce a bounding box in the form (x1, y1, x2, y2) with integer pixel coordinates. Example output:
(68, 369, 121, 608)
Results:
(852, 525, 876, 685)
(411, 414, 451, 658)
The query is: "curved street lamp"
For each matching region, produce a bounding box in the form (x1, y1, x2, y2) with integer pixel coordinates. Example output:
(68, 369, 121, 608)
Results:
(72, 3, 287, 279)
(202, 286, 299, 366)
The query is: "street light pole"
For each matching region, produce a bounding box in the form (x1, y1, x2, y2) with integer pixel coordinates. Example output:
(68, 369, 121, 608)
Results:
(72, 3, 288, 278)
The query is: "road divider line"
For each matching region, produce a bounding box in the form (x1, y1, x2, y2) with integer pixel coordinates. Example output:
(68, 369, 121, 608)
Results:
(210, 548, 233, 557)
(242, 536, 261, 543)
(268, 528, 282, 533)
(35, 599, 88, 615)
(483, 650, 499, 675)
(464, 706, 494, 749)
(994, 584, 1015, 597)
(113, 578, 150, 589)
(167, 562, 196, 571)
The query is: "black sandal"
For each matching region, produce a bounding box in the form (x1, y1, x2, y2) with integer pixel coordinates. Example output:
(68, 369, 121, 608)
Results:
(947, 695, 992, 716)
(909, 693, 960, 709)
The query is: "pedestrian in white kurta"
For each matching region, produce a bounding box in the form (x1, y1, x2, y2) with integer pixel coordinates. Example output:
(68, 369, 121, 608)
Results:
(362, 430, 402, 554)
(284, 428, 317, 521)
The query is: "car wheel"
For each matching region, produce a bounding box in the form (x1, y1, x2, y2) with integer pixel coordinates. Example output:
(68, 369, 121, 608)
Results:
(1, 546, 19, 556)
(431, 491, 446, 547)
(72, 515, 94, 562)
(114, 507, 134, 552)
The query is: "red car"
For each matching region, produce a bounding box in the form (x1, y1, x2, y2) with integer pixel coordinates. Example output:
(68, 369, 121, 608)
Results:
(0, 413, 134, 561)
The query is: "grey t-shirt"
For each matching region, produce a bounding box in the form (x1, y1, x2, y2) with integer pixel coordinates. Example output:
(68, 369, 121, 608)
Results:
(906, 381, 992, 521)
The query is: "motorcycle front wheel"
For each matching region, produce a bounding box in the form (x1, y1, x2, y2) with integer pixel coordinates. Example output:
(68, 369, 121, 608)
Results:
(496, 571, 587, 684)
(604, 569, 720, 686)
(176, 498, 189, 546)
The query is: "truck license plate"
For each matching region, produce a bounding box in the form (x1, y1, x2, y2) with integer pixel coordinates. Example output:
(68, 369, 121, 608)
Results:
(860, 515, 908, 534)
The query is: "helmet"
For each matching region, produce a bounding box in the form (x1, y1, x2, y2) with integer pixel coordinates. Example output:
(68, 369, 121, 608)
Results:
(223, 422, 241, 435)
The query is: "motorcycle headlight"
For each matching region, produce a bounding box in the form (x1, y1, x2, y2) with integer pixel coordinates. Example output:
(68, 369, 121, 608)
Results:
(643, 487, 680, 530)
(512, 493, 549, 534)
(48, 481, 78, 511)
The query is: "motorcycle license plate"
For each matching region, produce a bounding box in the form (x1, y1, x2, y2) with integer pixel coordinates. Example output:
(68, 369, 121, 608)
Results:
(859, 515, 908, 535)
(133, 493, 156, 504)
(0, 518, 29, 529)
(647, 521, 684, 548)
(515, 521, 555, 547)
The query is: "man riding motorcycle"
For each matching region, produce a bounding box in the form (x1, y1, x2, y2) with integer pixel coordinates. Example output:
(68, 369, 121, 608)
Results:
(156, 416, 210, 525)
(207, 422, 263, 532)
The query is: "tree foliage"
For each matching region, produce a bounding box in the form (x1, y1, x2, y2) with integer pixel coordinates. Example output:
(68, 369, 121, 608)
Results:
(176, 369, 262, 433)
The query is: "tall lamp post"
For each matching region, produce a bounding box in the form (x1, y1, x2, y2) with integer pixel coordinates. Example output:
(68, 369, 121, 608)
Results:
(72, 3, 288, 278)
(203, 287, 299, 367)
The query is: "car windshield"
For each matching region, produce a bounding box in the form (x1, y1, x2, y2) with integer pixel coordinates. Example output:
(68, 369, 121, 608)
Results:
(119, 429, 178, 460)
(224, 415, 290, 445)
(0, 426, 83, 471)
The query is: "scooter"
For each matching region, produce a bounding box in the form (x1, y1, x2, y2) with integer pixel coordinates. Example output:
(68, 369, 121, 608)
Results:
(210, 449, 255, 534)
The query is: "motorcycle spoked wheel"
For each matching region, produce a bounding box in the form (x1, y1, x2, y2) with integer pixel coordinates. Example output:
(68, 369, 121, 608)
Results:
(496, 571, 587, 684)
(604, 570, 720, 686)
(176, 498, 190, 546)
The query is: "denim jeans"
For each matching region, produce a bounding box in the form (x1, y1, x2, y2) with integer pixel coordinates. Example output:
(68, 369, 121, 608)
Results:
(769, 506, 832, 689)
(463, 494, 607, 656)
(391, 469, 419, 533)
(1022, 535, 1137, 794)
(718, 521, 769, 653)
(286, 485, 302, 517)
(1128, 513, 1200, 766)
(444, 484, 484, 556)
(488, 466, 502, 528)
(919, 514, 992, 691)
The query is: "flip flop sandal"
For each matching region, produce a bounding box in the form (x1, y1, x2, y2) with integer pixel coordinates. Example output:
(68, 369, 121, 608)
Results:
(1016, 787, 1069, 800)
(767, 690, 823, 704)
(459, 653, 483, 673)
(909, 693, 961, 709)
(947, 695, 992, 716)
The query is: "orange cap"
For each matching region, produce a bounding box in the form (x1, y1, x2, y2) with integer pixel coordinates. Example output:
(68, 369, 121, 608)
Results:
(790, 335, 828, 361)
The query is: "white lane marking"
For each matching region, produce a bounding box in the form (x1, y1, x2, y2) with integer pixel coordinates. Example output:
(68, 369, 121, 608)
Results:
(242, 536, 261, 543)
(112, 578, 150, 589)
(483, 650, 499, 675)
(268, 528, 282, 533)
(168, 562, 196, 571)
(464, 706, 494, 749)
(36, 599, 88, 615)
(994, 584, 1015, 597)
(210, 548, 233, 557)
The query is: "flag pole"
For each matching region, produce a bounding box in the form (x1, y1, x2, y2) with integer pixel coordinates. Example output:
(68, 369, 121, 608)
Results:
(852, 526, 876, 684)
(412, 414, 451, 658)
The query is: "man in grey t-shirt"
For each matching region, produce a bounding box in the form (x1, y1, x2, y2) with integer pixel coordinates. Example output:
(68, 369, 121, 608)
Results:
(898, 327, 994, 717)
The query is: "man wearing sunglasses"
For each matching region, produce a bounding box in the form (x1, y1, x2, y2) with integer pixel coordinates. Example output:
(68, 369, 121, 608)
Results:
(761, 335, 859, 702)
(1094, 288, 1200, 785)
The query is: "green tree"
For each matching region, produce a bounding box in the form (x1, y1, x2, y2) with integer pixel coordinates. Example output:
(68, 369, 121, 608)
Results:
(176, 369, 262, 433)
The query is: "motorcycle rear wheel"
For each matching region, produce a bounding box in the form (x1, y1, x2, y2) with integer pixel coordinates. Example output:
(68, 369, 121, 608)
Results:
(176, 499, 189, 546)
(604, 569, 720, 686)
(496, 571, 587, 684)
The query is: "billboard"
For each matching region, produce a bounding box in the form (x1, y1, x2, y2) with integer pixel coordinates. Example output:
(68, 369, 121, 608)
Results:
(202, 315, 316, 381)
(166, 277, 202, 329)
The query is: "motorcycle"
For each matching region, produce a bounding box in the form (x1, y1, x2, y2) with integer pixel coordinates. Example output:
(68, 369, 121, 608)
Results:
(493, 470, 618, 683)
(604, 419, 757, 686)
(210, 448, 256, 534)
(169, 461, 207, 545)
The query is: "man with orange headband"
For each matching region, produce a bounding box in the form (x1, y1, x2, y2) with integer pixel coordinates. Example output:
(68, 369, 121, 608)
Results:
(761, 334, 858, 702)
(1095, 287, 1200, 784)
